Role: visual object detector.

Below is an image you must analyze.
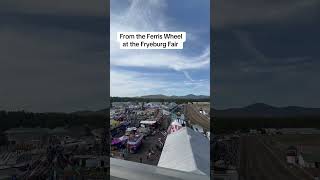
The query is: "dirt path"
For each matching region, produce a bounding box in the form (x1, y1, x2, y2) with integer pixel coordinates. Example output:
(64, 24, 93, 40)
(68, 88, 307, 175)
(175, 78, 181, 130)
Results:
(239, 136, 312, 180)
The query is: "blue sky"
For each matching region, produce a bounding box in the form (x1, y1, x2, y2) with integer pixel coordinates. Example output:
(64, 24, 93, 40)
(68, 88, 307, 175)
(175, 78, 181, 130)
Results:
(110, 0, 210, 97)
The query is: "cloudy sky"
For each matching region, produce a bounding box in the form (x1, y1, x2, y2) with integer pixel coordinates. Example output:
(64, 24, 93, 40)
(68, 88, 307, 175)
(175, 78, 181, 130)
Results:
(2, 0, 319, 112)
(110, 0, 210, 97)
(0, 0, 108, 112)
(212, 0, 320, 109)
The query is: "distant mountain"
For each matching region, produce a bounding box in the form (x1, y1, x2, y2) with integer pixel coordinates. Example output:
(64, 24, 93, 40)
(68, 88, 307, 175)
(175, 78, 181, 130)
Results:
(139, 94, 168, 99)
(213, 103, 320, 118)
(139, 94, 209, 100)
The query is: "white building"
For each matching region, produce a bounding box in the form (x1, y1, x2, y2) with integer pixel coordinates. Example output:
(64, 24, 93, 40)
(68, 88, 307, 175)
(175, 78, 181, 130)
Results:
(167, 102, 177, 110)
(158, 127, 210, 176)
(162, 109, 170, 116)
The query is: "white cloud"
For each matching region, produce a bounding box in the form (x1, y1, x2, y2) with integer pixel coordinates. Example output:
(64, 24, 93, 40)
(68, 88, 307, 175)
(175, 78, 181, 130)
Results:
(110, 0, 209, 71)
(111, 48, 209, 71)
(183, 71, 194, 81)
(111, 70, 209, 97)
(110, 0, 210, 96)
(110, 70, 168, 97)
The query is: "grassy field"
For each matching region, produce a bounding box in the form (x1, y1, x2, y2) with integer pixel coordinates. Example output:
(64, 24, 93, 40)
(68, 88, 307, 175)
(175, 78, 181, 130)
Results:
(271, 134, 320, 146)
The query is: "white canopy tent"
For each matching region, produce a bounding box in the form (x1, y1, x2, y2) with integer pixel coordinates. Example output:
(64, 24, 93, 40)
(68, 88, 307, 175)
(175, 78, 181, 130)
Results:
(140, 121, 157, 125)
(158, 127, 210, 176)
(167, 121, 183, 134)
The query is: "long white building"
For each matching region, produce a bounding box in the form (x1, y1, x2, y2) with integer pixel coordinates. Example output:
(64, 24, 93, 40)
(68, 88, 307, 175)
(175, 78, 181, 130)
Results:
(158, 127, 210, 177)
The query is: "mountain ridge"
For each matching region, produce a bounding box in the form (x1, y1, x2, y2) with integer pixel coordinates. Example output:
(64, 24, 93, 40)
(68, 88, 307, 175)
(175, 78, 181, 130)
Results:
(213, 103, 320, 118)
(138, 94, 209, 99)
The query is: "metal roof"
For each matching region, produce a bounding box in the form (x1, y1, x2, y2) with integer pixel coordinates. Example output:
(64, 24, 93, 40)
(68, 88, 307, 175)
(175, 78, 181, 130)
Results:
(158, 127, 210, 176)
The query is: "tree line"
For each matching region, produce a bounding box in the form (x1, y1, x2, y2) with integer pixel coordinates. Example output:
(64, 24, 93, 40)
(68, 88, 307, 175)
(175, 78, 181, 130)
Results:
(110, 97, 209, 104)
(0, 110, 108, 132)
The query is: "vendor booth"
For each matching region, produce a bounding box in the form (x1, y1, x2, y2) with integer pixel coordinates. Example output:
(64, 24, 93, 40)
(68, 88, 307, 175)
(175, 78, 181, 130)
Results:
(111, 136, 128, 150)
(127, 133, 143, 153)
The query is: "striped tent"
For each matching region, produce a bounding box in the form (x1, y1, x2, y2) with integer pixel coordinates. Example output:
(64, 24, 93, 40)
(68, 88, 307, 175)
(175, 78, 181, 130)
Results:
(167, 121, 182, 134)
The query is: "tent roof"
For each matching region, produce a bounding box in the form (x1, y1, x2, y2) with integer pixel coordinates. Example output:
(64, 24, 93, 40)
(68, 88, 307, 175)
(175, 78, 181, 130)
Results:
(157, 127, 210, 176)
(170, 121, 182, 127)
(140, 121, 157, 125)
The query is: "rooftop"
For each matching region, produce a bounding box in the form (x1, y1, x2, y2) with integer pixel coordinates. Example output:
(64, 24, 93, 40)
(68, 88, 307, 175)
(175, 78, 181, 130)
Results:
(158, 127, 210, 176)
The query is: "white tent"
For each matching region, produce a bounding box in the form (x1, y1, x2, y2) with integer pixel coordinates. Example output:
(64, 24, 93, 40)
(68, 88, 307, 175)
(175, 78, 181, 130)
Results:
(158, 127, 210, 176)
(126, 127, 137, 132)
(167, 121, 182, 134)
(140, 121, 157, 125)
(162, 109, 170, 116)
